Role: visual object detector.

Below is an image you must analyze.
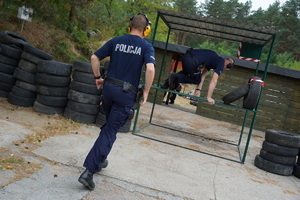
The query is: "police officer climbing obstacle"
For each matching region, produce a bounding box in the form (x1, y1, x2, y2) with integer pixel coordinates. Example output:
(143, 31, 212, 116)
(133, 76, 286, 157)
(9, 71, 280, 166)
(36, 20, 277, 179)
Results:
(78, 13, 156, 190)
(161, 48, 234, 105)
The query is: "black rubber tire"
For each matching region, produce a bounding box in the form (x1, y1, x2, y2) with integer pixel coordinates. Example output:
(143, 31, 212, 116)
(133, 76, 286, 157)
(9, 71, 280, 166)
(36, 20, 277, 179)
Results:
(23, 45, 53, 60)
(0, 72, 16, 85)
(259, 149, 296, 166)
(7, 92, 35, 107)
(64, 107, 96, 124)
(18, 59, 37, 74)
(297, 151, 300, 166)
(21, 51, 48, 65)
(0, 43, 23, 59)
(33, 101, 65, 115)
(243, 80, 262, 110)
(0, 81, 14, 92)
(0, 30, 30, 47)
(13, 67, 36, 84)
(265, 129, 300, 148)
(67, 100, 100, 115)
(37, 60, 72, 77)
(72, 70, 95, 85)
(0, 53, 19, 66)
(15, 80, 36, 92)
(248, 76, 261, 83)
(73, 60, 93, 73)
(36, 73, 71, 87)
(293, 164, 300, 179)
(70, 81, 102, 95)
(11, 86, 37, 98)
(0, 62, 17, 75)
(0, 90, 8, 97)
(222, 84, 249, 104)
(36, 85, 69, 97)
(67, 89, 101, 105)
(254, 154, 293, 176)
(36, 94, 68, 107)
(262, 140, 299, 157)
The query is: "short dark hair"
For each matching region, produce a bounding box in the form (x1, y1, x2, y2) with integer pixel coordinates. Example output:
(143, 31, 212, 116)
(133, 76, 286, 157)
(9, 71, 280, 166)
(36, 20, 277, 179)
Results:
(130, 15, 147, 32)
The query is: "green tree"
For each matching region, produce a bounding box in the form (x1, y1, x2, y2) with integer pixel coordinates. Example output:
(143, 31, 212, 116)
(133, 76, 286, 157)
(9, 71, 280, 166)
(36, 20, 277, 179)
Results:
(275, 0, 300, 61)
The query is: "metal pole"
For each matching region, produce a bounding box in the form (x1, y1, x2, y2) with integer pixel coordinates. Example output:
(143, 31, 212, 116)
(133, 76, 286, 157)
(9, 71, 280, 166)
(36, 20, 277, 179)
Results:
(149, 27, 171, 123)
(21, 20, 25, 32)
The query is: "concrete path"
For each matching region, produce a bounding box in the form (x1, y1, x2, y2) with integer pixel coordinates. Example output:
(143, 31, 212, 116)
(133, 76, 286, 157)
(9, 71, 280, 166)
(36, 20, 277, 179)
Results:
(0, 102, 299, 200)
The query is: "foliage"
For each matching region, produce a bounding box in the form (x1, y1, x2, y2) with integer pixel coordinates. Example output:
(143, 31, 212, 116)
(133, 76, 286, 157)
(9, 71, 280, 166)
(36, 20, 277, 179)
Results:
(0, 0, 299, 71)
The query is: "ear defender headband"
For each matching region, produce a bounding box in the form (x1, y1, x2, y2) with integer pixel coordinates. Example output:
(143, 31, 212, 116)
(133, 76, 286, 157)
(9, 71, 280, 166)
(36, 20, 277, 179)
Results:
(128, 13, 151, 36)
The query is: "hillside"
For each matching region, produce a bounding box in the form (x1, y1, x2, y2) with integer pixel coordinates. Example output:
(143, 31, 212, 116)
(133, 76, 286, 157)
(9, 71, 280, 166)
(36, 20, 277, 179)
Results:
(0, 15, 104, 64)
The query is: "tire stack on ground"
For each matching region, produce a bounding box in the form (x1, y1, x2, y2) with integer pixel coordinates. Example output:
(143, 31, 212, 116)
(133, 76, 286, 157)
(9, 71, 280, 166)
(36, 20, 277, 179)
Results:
(9, 45, 53, 107)
(254, 129, 300, 176)
(64, 61, 103, 124)
(0, 30, 29, 98)
(222, 76, 263, 110)
(33, 60, 72, 115)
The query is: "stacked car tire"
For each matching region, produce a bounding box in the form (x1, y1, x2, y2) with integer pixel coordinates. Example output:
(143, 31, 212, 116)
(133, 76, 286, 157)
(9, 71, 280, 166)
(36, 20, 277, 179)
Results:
(0, 30, 29, 98)
(254, 129, 300, 176)
(64, 61, 103, 124)
(9, 45, 53, 107)
(33, 60, 72, 115)
(222, 76, 263, 110)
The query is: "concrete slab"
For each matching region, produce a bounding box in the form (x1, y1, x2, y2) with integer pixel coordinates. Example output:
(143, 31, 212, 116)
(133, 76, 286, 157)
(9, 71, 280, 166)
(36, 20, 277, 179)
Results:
(0, 101, 299, 200)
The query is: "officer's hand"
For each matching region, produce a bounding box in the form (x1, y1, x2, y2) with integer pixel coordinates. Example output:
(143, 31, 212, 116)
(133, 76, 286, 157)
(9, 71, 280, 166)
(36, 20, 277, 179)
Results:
(207, 97, 215, 105)
(95, 78, 104, 89)
(140, 92, 148, 106)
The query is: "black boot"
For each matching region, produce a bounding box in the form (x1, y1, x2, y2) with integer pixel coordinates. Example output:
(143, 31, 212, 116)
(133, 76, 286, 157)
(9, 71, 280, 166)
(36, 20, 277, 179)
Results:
(78, 169, 95, 190)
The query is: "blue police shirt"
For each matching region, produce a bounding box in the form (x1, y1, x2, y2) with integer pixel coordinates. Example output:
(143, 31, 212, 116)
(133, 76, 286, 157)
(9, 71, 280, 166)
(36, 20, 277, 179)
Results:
(94, 34, 156, 87)
(192, 49, 224, 76)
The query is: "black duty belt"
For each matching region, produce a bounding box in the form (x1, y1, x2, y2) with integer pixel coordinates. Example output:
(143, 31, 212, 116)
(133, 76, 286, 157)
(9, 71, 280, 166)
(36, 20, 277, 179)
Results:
(105, 77, 138, 94)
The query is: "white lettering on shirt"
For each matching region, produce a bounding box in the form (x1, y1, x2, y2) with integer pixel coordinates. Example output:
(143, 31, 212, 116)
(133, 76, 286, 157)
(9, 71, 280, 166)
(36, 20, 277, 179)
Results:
(115, 44, 141, 55)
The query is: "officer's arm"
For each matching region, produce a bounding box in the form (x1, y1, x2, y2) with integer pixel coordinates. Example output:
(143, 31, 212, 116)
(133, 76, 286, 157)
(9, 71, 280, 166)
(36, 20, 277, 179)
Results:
(140, 63, 155, 106)
(193, 68, 208, 96)
(91, 54, 104, 88)
(206, 72, 219, 104)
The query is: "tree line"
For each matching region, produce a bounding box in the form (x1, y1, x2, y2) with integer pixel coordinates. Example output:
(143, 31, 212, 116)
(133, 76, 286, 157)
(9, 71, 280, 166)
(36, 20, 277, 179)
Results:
(1, 0, 300, 70)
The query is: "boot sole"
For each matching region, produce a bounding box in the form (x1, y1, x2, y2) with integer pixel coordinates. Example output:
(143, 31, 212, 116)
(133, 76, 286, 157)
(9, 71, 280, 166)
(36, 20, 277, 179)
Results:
(78, 177, 94, 190)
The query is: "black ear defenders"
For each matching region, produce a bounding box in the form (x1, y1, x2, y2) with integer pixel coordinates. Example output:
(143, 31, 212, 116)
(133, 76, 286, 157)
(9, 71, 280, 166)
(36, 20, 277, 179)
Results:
(128, 13, 151, 36)
(226, 59, 234, 69)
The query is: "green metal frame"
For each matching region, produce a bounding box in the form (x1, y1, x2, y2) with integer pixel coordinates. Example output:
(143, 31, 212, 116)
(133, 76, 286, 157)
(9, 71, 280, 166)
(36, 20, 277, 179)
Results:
(132, 11, 277, 164)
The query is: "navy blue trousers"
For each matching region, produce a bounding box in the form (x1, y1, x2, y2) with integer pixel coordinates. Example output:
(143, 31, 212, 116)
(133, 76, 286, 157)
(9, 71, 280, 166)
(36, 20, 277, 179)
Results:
(177, 51, 202, 85)
(83, 82, 135, 173)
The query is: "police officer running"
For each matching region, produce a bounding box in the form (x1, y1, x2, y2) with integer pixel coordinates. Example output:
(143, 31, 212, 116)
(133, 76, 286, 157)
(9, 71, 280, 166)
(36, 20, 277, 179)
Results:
(78, 13, 156, 190)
